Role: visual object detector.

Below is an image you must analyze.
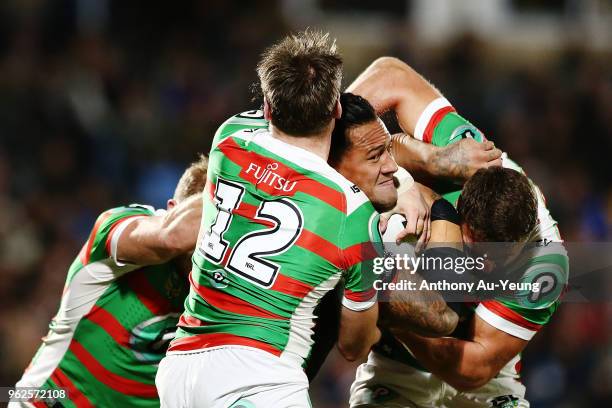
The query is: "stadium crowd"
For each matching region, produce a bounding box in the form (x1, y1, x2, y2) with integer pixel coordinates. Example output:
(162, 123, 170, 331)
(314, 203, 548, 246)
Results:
(0, 1, 609, 407)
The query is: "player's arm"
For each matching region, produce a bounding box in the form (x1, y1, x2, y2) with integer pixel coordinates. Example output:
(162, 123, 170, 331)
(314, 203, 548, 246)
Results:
(348, 57, 501, 180)
(337, 303, 381, 362)
(399, 314, 528, 391)
(114, 194, 203, 265)
(337, 204, 385, 362)
(379, 267, 458, 338)
(347, 56, 439, 132)
(392, 134, 502, 183)
(379, 198, 462, 337)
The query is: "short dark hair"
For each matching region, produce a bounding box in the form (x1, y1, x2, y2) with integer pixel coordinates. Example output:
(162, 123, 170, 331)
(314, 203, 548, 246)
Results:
(457, 167, 537, 242)
(329, 92, 378, 165)
(257, 30, 343, 136)
(174, 154, 208, 202)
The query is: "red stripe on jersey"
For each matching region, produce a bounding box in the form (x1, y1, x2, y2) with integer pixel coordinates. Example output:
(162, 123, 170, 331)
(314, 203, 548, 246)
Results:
(50, 368, 95, 408)
(295, 230, 343, 268)
(82, 211, 113, 265)
(168, 332, 282, 356)
(207, 179, 216, 199)
(189, 272, 287, 320)
(104, 215, 145, 257)
(124, 269, 176, 315)
(32, 401, 47, 408)
(233, 202, 275, 228)
(69, 340, 158, 398)
(344, 287, 377, 302)
(423, 106, 456, 144)
(481, 300, 542, 331)
(85, 305, 130, 346)
(217, 137, 346, 213)
(178, 314, 209, 328)
(342, 242, 379, 269)
(270, 273, 314, 298)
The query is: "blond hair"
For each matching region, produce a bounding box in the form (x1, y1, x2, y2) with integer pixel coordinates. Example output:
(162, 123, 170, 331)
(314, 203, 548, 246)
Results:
(173, 154, 208, 202)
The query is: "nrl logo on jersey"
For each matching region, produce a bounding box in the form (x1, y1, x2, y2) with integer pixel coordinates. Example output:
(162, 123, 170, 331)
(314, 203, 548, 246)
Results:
(246, 162, 297, 193)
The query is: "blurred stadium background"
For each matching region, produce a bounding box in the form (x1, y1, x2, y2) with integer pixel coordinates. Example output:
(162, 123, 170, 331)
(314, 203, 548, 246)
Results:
(0, 1, 610, 407)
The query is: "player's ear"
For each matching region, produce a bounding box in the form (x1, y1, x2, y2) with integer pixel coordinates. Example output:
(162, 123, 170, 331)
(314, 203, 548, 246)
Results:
(263, 99, 272, 121)
(333, 97, 342, 119)
(167, 198, 177, 210)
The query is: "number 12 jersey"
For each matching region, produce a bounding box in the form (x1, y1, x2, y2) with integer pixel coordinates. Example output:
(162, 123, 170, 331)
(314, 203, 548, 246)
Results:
(168, 111, 382, 367)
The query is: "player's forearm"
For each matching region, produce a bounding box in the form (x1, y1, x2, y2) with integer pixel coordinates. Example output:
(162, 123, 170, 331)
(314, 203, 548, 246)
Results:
(392, 134, 497, 183)
(338, 305, 381, 362)
(379, 267, 458, 337)
(403, 333, 495, 391)
(159, 196, 202, 256)
(390, 133, 435, 180)
(117, 194, 202, 265)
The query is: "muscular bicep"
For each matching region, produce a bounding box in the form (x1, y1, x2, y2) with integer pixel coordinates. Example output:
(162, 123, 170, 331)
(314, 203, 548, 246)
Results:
(347, 57, 440, 135)
(337, 303, 381, 362)
(471, 313, 529, 373)
(116, 194, 203, 266)
(115, 216, 170, 265)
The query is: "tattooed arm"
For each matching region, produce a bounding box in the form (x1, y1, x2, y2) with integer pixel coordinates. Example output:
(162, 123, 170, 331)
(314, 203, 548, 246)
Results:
(379, 266, 458, 337)
(391, 133, 501, 183)
(378, 209, 462, 337)
(348, 57, 501, 182)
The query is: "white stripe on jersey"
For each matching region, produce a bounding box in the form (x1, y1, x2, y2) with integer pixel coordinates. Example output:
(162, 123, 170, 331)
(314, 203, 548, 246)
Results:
(475, 303, 537, 341)
(414, 97, 452, 141)
(281, 271, 342, 366)
(16, 258, 140, 389)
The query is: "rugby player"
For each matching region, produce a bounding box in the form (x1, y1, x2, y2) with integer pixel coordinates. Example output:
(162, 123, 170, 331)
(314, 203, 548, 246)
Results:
(346, 57, 569, 407)
(156, 31, 383, 408)
(11, 155, 208, 407)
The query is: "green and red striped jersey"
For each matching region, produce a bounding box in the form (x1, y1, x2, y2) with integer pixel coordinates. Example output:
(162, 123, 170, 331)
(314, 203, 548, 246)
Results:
(169, 110, 382, 365)
(16, 205, 188, 407)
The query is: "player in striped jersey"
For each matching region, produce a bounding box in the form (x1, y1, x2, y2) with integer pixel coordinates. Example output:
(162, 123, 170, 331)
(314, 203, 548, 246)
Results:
(345, 57, 569, 407)
(156, 31, 382, 408)
(11, 156, 208, 408)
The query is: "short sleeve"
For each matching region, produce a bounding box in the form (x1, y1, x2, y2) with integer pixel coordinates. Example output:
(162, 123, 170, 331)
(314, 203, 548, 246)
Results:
(80, 205, 154, 266)
(341, 204, 384, 311)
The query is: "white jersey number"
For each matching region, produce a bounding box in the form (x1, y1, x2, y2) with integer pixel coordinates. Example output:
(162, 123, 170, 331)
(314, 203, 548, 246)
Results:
(202, 178, 303, 287)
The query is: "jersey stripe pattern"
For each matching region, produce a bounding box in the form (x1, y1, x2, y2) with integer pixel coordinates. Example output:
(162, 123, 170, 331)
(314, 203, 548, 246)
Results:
(16, 205, 188, 407)
(170, 111, 381, 366)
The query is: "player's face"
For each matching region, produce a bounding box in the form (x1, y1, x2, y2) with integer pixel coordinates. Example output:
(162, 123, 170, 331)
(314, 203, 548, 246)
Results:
(335, 119, 399, 212)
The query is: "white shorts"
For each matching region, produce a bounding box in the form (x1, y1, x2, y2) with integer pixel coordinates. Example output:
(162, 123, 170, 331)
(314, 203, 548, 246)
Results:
(350, 352, 528, 408)
(156, 346, 311, 408)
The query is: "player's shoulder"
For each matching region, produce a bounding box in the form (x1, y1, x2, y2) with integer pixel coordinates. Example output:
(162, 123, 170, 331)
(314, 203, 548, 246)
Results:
(104, 203, 157, 218)
(212, 109, 268, 148)
(316, 165, 375, 217)
(94, 204, 156, 232)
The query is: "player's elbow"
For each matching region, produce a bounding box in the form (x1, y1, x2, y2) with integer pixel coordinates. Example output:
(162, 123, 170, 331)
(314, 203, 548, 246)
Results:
(336, 340, 370, 362)
(448, 367, 496, 392)
(337, 323, 381, 362)
(370, 56, 406, 72)
(370, 57, 414, 81)
(427, 307, 459, 337)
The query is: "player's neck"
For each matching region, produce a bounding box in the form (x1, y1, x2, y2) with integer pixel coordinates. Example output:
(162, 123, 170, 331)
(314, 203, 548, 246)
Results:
(269, 123, 332, 161)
